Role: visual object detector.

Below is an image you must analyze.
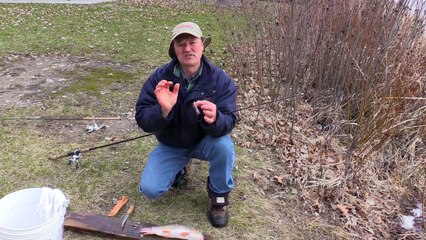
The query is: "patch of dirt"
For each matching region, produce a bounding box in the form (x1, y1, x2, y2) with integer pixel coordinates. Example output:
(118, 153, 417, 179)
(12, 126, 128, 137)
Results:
(0, 54, 140, 149)
(0, 53, 132, 110)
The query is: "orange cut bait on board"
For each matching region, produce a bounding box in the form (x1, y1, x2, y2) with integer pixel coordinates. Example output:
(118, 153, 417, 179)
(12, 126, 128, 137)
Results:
(107, 196, 128, 217)
(140, 224, 204, 240)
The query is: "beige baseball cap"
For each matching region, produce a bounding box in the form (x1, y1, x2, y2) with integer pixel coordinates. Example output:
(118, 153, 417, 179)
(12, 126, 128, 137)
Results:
(168, 22, 212, 58)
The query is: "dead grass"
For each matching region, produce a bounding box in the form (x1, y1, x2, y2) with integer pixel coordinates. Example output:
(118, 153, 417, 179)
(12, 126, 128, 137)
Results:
(219, 0, 426, 238)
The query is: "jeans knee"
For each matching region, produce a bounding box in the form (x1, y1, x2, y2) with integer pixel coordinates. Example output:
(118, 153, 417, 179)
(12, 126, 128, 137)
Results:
(216, 135, 233, 145)
(139, 183, 163, 199)
(208, 135, 233, 153)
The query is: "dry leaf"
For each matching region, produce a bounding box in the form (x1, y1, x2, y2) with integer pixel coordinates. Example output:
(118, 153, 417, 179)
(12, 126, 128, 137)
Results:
(241, 141, 251, 148)
(105, 136, 116, 141)
(256, 132, 264, 141)
(336, 204, 350, 217)
(274, 175, 285, 185)
(253, 172, 262, 180)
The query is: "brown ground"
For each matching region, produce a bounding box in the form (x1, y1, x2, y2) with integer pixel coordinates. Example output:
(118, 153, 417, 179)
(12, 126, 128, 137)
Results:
(0, 53, 137, 134)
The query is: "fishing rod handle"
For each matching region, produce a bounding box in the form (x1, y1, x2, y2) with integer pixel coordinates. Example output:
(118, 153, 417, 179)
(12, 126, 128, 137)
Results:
(49, 148, 90, 160)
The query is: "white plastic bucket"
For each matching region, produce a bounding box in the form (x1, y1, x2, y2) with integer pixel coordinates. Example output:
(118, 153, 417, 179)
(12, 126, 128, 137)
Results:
(0, 187, 69, 240)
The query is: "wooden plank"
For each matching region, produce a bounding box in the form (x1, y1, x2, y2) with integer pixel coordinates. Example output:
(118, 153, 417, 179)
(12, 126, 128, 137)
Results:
(64, 212, 214, 240)
(64, 212, 163, 239)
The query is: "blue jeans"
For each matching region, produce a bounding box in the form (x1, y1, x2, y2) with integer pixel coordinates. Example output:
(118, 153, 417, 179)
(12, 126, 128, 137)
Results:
(139, 134, 235, 199)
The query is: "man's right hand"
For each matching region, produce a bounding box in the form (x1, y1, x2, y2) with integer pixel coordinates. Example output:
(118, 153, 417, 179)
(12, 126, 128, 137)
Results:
(154, 80, 180, 118)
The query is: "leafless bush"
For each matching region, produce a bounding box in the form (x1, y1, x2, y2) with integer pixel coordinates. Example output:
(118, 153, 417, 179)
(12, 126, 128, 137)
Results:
(220, 0, 426, 237)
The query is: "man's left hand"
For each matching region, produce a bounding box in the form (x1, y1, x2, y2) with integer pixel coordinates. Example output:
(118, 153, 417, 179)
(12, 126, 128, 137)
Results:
(194, 100, 217, 124)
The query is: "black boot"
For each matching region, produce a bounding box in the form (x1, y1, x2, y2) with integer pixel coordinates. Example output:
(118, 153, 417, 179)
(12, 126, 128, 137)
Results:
(207, 178, 230, 228)
(171, 160, 192, 188)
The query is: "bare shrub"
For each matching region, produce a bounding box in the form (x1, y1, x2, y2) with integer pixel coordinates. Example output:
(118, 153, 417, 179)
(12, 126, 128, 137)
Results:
(220, 0, 426, 238)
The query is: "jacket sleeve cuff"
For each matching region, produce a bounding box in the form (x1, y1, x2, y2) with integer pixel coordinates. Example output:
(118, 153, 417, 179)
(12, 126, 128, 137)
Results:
(201, 111, 228, 136)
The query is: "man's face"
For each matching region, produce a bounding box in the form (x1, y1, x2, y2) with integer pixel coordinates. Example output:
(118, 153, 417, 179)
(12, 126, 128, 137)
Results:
(173, 33, 204, 68)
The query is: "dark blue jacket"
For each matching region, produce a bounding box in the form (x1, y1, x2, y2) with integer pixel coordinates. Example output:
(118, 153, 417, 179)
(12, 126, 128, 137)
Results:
(135, 56, 237, 148)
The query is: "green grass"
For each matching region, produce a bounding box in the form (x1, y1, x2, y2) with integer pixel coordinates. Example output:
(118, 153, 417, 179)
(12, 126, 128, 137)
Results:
(61, 67, 135, 97)
(0, 3, 225, 65)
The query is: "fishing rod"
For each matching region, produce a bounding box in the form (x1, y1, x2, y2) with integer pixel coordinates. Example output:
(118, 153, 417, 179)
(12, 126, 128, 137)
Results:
(49, 132, 158, 169)
(49, 97, 290, 168)
(0, 116, 122, 121)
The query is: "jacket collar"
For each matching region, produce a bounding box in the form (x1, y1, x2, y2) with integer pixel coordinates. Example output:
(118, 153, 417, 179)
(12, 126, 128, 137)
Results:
(164, 55, 213, 81)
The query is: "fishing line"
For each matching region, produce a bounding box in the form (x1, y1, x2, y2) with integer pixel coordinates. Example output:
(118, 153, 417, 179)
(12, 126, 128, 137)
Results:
(49, 97, 289, 163)
(0, 116, 122, 121)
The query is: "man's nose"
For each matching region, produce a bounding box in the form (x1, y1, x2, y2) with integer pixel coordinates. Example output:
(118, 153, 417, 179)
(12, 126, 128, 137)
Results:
(183, 43, 192, 52)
